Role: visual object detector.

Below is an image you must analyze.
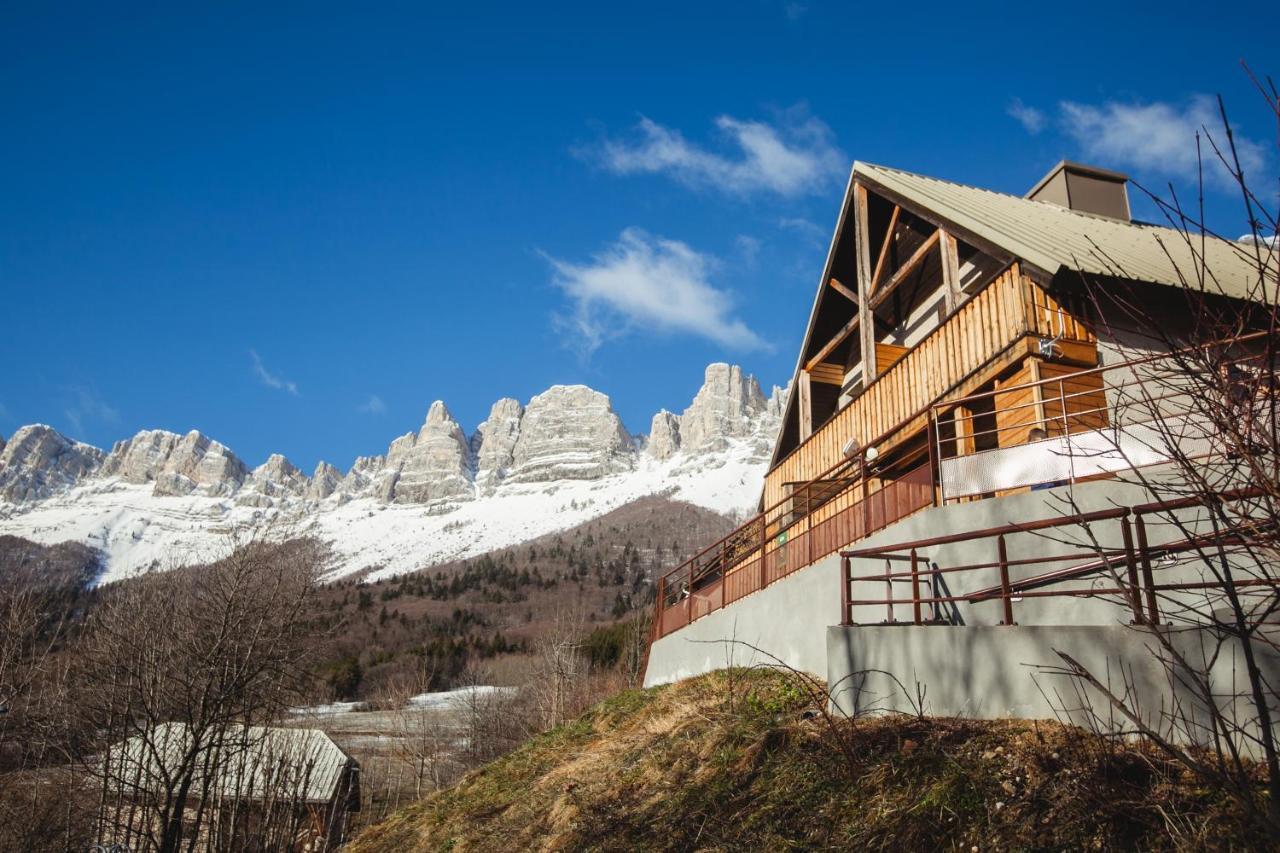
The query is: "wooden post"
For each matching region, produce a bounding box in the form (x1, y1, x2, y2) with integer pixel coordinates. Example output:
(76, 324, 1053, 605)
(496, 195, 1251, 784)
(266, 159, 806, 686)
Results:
(854, 183, 878, 385)
(686, 569, 693, 625)
(758, 514, 768, 593)
(1134, 514, 1161, 624)
(939, 229, 962, 314)
(926, 408, 941, 507)
(840, 556, 852, 626)
(798, 369, 813, 440)
(1119, 515, 1144, 624)
(997, 535, 1015, 625)
(655, 577, 665, 639)
(805, 483, 814, 566)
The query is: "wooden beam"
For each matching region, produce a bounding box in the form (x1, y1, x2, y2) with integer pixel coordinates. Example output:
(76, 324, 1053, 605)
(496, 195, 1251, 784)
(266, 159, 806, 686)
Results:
(853, 183, 877, 385)
(939, 229, 961, 313)
(803, 314, 860, 372)
(798, 370, 813, 439)
(868, 204, 900, 296)
(869, 228, 941, 312)
(828, 277, 858, 303)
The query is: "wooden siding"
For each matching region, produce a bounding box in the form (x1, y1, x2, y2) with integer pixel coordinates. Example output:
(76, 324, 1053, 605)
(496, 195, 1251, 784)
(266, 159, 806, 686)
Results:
(765, 266, 1098, 511)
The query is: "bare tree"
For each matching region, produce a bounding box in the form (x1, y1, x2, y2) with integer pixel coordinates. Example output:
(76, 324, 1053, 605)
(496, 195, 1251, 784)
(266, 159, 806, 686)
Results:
(78, 536, 328, 851)
(528, 608, 589, 731)
(1037, 70, 1280, 833)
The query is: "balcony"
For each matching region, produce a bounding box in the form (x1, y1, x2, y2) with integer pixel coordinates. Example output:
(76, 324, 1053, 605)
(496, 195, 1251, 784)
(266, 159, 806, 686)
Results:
(653, 262, 1102, 639)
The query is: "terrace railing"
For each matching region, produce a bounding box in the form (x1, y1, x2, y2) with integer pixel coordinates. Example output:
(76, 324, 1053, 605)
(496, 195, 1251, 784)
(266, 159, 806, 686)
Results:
(651, 331, 1275, 643)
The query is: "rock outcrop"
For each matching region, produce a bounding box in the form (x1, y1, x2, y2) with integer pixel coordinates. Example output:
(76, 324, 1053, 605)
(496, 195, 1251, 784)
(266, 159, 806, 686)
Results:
(679, 364, 769, 454)
(390, 402, 474, 506)
(151, 431, 248, 497)
(0, 425, 103, 502)
(647, 411, 681, 461)
(307, 461, 343, 501)
(472, 398, 523, 493)
(506, 386, 635, 483)
(237, 454, 308, 506)
(100, 430, 183, 483)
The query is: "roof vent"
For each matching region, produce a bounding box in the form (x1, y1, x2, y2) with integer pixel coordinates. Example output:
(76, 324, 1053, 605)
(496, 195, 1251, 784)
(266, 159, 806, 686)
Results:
(1026, 160, 1131, 221)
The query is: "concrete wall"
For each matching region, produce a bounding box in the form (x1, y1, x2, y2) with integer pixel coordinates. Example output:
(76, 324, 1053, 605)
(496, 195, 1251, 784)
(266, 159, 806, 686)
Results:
(644, 553, 842, 686)
(827, 623, 1280, 756)
(645, 465, 1257, 686)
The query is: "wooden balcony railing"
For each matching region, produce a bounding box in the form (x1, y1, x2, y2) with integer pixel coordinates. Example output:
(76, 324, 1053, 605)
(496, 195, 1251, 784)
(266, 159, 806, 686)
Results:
(763, 263, 1075, 510)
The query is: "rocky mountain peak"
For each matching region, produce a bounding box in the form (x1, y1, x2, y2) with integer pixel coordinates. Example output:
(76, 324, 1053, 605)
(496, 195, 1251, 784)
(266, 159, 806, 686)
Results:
(307, 461, 343, 501)
(506, 385, 635, 484)
(647, 411, 681, 461)
(152, 431, 248, 498)
(100, 429, 184, 483)
(391, 401, 474, 507)
(472, 397, 524, 494)
(0, 424, 104, 502)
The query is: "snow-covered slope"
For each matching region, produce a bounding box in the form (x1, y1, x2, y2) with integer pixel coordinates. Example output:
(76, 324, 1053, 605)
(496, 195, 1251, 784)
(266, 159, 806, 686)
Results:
(0, 364, 786, 583)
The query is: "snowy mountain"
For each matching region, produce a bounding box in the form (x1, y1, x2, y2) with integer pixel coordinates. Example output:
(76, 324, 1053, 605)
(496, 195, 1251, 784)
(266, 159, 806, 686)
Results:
(0, 364, 785, 583)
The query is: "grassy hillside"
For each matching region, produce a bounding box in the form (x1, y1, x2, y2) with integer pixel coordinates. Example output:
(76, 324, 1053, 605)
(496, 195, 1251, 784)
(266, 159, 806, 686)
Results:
(348, 670, 1267, 852)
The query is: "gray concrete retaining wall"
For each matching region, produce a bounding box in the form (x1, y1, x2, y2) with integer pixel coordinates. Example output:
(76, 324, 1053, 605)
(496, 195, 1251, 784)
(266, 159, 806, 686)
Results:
(643, 553, 842, 687)
(827, 623, 1280, 756)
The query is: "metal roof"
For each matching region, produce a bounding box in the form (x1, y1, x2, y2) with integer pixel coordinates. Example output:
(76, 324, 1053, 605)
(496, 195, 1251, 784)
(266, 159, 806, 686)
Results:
(105, 722, 353, 805)
(855, 162, 1269, 301)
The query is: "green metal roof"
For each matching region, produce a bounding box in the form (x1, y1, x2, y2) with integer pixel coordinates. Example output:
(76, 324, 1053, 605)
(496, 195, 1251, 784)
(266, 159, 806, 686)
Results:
(855, 162, 1271, 301)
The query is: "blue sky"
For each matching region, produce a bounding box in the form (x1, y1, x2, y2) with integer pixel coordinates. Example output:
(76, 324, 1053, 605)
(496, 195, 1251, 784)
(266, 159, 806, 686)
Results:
(1, 2, 1275, 472)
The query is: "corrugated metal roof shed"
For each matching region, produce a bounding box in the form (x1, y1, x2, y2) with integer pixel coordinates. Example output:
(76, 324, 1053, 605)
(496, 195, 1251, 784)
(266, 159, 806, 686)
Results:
(105, 722, 353, 805)
(855, 162, 1270, 300)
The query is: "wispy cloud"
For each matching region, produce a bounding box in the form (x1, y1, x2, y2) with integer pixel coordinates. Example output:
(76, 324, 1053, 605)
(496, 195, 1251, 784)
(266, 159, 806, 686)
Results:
(777, 216, 828, 246)
(1006, 98, 1046, 134)
(735, 234, 762, 268)
(250, 350, 299, 396)
(783, 2, 808, 21)
(545, 228, 768, 357)
(358, 394, 387, 415)
(63, 387, 120, 437)
(1050, 95, 1266, 189)
(583, 106, 845, 198)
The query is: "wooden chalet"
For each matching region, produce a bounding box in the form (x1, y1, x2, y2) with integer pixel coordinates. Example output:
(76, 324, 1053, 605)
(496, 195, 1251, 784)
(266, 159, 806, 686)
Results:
(649, 159, 1269, 641)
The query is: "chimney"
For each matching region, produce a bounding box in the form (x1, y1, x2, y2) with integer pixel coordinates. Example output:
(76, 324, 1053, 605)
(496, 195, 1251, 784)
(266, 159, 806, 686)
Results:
(1026, 160, 1131, 221)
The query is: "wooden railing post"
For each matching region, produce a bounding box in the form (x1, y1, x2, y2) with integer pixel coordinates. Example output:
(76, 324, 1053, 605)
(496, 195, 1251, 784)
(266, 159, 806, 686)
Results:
(1119, 514, 1145, 624)
(997, 534, 1015, 625)
(1134, 514, 1161, 624)
(805, 483, 814, 566)
(655, 577, 665, 639)
(840, 556, 852, 626)
(758, 514, 768, 593)
(686, 567, 693, 625)
(910, 548, 921, 625)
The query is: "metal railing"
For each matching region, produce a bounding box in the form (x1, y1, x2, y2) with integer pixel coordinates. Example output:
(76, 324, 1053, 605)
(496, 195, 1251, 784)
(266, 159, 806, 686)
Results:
(838, 491, 1273, 628)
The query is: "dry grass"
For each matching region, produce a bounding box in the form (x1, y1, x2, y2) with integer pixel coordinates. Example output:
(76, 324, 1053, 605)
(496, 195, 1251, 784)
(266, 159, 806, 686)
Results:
(347, 670, 1272, 852)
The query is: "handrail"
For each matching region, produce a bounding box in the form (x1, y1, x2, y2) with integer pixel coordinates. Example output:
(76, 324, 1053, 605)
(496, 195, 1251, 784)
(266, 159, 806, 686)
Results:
(839, 491, 1271, 628)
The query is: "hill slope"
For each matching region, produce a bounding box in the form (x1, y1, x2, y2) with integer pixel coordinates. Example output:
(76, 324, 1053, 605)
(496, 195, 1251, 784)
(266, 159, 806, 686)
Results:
(348, 671, 1263, 852)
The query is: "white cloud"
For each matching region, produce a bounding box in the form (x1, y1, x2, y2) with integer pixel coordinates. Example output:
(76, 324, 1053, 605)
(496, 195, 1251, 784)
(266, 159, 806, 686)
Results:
(586, 107, 845, 197)
(64, 387, 120, 436)
(358, 395, 387, 415)
(250, 350, 299, 396)
(1007, 98, 1046, 134)
(1057, 95, 1267, 189)
(735, 234, 762, 267)
(545, 228, 768, 357)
